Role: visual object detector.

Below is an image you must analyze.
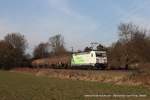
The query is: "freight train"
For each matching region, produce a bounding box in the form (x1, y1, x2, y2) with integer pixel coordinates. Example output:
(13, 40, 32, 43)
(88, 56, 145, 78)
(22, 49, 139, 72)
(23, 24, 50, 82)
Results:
(32, 50, 107, 69)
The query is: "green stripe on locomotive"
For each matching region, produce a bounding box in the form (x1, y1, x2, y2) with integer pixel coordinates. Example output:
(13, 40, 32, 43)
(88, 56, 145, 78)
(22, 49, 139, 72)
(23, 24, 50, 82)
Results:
(71, 55, 86, 64)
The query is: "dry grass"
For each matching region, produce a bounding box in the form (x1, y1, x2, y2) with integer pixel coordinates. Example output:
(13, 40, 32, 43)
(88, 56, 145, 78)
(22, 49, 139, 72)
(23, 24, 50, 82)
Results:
(127, 63, 150, 86)
(13, 68, 143, 86)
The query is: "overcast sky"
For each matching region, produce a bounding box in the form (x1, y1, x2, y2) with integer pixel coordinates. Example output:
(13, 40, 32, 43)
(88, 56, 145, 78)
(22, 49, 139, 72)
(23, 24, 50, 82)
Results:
(0, 0, 150, 51)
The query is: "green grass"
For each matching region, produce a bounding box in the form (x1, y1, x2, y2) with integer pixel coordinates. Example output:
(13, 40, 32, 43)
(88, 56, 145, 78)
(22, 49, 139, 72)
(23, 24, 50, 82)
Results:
(0, 71, 150, 100)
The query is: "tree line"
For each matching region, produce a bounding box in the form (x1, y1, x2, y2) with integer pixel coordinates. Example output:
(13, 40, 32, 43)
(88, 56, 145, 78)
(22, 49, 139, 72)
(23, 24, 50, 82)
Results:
(109, 23, 150, 70)
(0, 22, 150, 70)
(0, 33, 68, 70)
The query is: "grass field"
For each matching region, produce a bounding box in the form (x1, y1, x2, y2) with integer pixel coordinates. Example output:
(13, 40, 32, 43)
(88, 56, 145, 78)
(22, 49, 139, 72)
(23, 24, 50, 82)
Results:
(0, 71, 150, 100)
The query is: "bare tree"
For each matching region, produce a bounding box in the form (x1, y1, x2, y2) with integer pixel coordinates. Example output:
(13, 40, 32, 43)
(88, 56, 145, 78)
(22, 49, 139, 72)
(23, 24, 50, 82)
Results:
(4, 33, 28, 67)
(49, 34, 66, 55)
(4, 33, 27, 54)
(33, 42, 50, 59)
(109, 23, 150, 69)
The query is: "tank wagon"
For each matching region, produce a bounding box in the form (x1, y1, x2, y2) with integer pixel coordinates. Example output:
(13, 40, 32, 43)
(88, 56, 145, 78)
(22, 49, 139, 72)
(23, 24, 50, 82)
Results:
(32, 50, 107, 69)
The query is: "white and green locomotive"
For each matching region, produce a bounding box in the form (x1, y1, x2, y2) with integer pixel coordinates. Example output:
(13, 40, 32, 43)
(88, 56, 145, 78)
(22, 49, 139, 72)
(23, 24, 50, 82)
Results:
(71, 51, 107, 69)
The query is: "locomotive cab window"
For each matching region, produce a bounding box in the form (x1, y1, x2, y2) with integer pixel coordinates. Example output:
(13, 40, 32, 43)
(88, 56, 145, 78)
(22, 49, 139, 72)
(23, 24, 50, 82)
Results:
(96, 53, 106, 57)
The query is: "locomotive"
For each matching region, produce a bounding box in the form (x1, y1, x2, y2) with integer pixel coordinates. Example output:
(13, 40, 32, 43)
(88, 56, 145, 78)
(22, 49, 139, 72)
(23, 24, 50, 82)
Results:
(32, 50, 107, 69)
